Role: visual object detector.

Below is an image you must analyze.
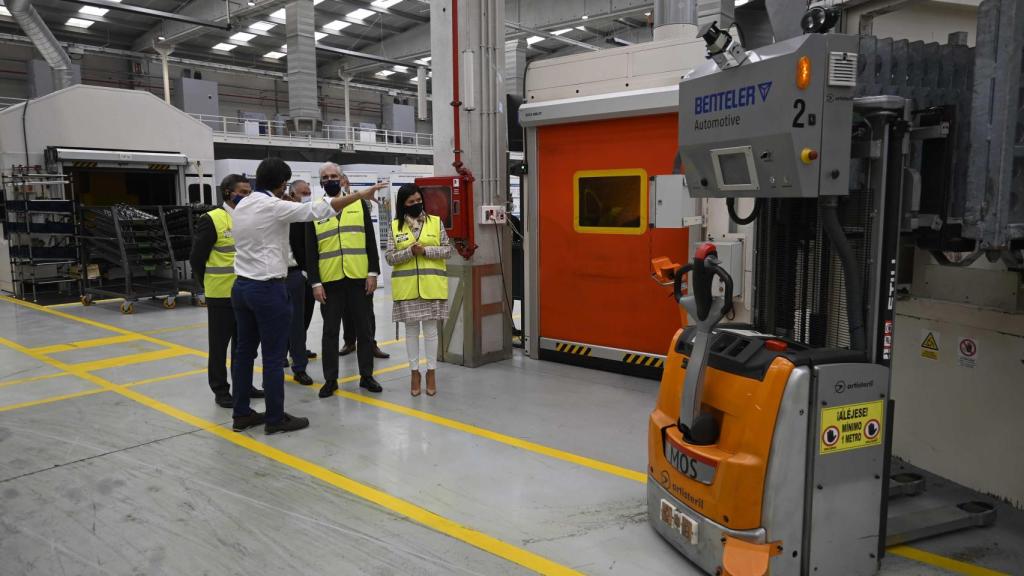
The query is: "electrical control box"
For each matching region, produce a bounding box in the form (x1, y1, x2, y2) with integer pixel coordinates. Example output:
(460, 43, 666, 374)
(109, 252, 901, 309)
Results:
(650, 174, 701, 229)
(678, 33, 858, 199)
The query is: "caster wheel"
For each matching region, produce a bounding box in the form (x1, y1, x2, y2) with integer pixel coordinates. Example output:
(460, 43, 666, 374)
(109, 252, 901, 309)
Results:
(162, 297, 177, 309)
(80, 295, 93, 306)
(192, 296, 207, 307)
(120, 302, 135, 315)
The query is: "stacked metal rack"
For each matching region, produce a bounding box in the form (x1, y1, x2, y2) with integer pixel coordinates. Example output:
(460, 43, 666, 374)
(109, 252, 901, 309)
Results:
(0, 167, 80, 302)
(78, 204, 200, 314)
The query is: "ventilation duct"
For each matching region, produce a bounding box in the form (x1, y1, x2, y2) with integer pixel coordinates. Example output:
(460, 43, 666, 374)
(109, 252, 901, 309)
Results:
(7, 0, 75, 91)
(654, 0, 698, 41)
(285, 0, 321, 132)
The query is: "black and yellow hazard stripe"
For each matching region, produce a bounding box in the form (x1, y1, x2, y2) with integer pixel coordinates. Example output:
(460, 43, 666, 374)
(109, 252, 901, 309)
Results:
(623, 353, 665, 368)
(553, 342, 592, 356)
(148, 164, 172, 171)
(71, 161, 97, 168)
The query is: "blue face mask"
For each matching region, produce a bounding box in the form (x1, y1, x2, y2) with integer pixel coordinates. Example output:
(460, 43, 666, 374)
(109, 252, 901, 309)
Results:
(231, 194, 246, 207)
(323, 180, 342, 197)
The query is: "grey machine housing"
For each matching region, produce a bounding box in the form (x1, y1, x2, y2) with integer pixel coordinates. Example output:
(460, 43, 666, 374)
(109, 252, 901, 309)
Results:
(678, 33, 859, 199)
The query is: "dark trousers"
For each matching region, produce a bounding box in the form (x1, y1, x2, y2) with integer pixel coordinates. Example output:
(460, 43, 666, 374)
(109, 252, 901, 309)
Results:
(287, 269, 308, 373)
(321, 278, 373, 380)
(206, 299, 235, 398)
(343, 292, 377, 347)
(232, 277, 291, 424)
(304, 283, 315, 330)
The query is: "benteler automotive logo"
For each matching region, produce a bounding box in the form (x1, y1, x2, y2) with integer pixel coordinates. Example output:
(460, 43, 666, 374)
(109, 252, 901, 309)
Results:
(693, 81, 773, 116)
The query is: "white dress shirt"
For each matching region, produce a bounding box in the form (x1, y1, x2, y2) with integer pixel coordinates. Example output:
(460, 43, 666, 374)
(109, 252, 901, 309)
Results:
(233, 190, 337, 280)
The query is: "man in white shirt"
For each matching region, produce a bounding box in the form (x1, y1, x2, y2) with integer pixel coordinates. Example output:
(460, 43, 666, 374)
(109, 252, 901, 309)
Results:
(230, 158, 385, 434)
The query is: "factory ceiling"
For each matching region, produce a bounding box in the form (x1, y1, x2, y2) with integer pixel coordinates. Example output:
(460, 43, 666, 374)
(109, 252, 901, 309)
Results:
(0, 0, 655, 90)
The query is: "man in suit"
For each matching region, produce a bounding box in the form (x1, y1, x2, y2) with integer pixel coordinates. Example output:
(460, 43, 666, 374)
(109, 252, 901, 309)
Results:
(189, 174, 265, 407)
(335, 171, 390, 361)
(307, 162, 384, 396)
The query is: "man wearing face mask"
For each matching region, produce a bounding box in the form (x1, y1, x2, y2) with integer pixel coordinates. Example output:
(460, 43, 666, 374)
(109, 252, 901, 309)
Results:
(306, 162, 384, 396)
(189, 174, 265, 407)
(332, 172, 390, 361)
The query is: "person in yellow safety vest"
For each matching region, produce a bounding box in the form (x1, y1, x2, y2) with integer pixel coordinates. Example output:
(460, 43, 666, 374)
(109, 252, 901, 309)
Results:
(188, 174, 265, 408)
(384, 183, 452, 397)
(306, 162, 384, 397)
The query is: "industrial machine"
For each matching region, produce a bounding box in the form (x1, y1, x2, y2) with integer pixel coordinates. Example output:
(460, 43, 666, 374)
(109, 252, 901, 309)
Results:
(646, 14, 1003, 575)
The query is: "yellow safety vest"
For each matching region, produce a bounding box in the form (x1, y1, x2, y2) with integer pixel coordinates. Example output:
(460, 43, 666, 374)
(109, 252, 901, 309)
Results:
(391, 215, 447, 301)
(204, 208, 236, 298)
(314, 197, 369, 282)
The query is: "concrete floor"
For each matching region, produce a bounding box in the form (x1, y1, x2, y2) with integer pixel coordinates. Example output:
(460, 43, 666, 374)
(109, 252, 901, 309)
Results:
(0, 292, 1021, 575)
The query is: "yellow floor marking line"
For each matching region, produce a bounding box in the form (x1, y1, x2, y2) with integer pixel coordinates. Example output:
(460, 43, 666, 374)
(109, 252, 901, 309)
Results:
(0, 388, 108, 413)
(46, 297, 123, 309)
(888, 546, 1010, 576)
(0, 297, 998, 576)
(142, 322, 208, 336)
(0, 371, 70, 390)
(32, 334, 141, 355)
(0, 335, 582, 576)
(70, 348, 191, 372)
(125, 368, 209, 388)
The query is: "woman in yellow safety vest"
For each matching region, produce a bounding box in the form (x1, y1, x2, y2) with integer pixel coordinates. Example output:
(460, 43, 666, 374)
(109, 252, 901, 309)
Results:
(385, 183, 451, 397)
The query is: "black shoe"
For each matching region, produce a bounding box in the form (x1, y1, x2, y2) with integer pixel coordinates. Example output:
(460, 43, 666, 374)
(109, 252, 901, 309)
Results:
(306, 349, 317, 359)
(318, 379, 338, 398)
(339, 343, 356, 356)
(232, 411, 265, 432)
(359, 376, 383, 393)
(372, 346, 391, 359)
(215, 394, 233, 408)
(249, 388, 266, 399)
(293, 371, 314, 386)
(265, 413, 309, 434)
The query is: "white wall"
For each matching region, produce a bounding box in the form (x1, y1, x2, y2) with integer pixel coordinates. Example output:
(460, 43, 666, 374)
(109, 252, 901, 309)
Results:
(892, 297, 1024, 508)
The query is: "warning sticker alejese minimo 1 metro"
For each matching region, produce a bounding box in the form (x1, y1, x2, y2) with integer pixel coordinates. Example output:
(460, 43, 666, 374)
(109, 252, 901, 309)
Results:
(819, 400, 885, 455)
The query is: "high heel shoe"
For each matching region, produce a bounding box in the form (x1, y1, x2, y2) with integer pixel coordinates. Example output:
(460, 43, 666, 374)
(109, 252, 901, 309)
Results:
(411, 370, 422, 397)
(426, 369, 436, 396)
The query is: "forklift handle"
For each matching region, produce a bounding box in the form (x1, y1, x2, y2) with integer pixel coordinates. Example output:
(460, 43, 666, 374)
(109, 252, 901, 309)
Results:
(672, 262, 695, 302)
(706, 259, 734, 317)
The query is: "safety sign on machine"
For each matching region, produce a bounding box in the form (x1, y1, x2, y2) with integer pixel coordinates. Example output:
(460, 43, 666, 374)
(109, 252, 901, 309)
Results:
(957, 336, 977, 369)
(920, 330, 940, 360)
(819, 400, 885, 455)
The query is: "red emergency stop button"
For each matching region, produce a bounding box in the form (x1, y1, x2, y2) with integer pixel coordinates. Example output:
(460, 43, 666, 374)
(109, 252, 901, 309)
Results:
(764, 339, 788, 352)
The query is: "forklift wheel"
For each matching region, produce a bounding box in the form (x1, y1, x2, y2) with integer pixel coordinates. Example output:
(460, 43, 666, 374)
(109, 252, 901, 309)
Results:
(192, 296, 207, 308)
(162, 298, 177, 310)
(80, 295, 93, 306)
(120, 302, 135, 315)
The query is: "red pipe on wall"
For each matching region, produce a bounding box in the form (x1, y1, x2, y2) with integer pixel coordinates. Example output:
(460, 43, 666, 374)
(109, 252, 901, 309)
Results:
(450, 0, 477, 259)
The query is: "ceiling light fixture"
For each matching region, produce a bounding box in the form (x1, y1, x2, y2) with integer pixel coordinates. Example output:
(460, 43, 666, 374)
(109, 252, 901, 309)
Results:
(581, 15, 589, 20)
(230, 31, 256, 42)
(212, 42, 237, 52)
(526, 35, 544, 45)
(157, 35, 166, 41)
(270, 8, 285, 19)
(314, 31, 328, 41)
(0, 6, 10, 17)
(264, 51, 286, 59)
(79, 6, 109, 16)
(65, 17, 94, 28)
(371, 0, 403, 8)
(323, 20, 351, 31)
(346, 8, 375, 22)
(393, 65, 408, 73)
(375, 70, 395, 77)
(551, 28, 572, 36)
(249, 20, 276, 31)
(576, 26, 587, 31)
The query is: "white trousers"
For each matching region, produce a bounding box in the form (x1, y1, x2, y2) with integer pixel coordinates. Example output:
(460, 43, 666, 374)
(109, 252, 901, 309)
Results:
(406, 320, 439, 371)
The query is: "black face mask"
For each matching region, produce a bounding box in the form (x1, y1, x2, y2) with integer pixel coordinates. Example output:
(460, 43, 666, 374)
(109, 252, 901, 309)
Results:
(323, 180, 342, 197)
(406, 203, 424, 217)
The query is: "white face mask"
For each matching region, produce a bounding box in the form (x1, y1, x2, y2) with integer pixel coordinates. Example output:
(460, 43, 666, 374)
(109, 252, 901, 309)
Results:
(300, 195, 312, 203)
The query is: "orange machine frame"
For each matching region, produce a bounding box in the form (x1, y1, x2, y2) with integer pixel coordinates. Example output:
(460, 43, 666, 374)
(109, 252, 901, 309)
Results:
(537, 113, 689, 358)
